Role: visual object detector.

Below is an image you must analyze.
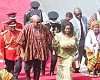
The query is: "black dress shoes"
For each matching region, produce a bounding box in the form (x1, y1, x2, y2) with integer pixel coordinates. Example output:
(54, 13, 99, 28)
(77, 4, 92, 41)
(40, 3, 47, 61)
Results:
(41, 70, 45, 75)
(50, 71, 54, 76)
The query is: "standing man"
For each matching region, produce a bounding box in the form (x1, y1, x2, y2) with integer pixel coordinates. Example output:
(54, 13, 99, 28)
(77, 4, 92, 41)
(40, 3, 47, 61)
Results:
(24, 1, 43, 25)
(70, 7, 88, 73)
(16, 15, 53, 80)
(1, 12, 23, 80)
(60, 12, 73, 27)
(0, 21, 22, 80)
(41, 11, 61, 76)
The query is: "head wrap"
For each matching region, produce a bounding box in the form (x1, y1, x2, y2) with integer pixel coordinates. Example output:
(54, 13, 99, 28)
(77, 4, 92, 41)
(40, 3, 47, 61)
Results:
(90, 21, 100, 29)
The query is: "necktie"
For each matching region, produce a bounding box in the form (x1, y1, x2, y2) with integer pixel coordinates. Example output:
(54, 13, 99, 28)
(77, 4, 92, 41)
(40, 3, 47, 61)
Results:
(80, 20, 84, 39)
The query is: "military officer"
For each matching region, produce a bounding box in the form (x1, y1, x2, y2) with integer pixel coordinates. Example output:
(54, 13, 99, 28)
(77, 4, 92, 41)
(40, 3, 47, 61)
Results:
(41, 11, 61, 76)
(0, 21, 22, 80)
(24, 1, 43, 25)
(1, 12, 22, 32)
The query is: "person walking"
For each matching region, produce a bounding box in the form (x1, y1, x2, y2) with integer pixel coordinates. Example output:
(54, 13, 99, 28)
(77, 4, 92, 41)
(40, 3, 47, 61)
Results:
(41, 11, 61, 76)
(0, 21, 22, 80)
(16, 15, 53, 80)
(70, 7, 88, 73)
(52, 21, 78, 80)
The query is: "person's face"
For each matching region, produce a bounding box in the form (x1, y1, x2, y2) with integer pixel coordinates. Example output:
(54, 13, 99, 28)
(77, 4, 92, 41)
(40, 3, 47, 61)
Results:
(74, 9, 82, 20)
(8, 15, 16, 21)
(64, 25, 71, 35)
(8, 26, 15, 32)
(92, 25, 99, 34)
(66, 17, 73, 21)
(33, 19, 41, 29)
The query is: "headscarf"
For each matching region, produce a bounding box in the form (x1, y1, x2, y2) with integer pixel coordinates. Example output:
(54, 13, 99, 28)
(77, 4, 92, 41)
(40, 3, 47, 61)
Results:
(90, 21, 100, 29)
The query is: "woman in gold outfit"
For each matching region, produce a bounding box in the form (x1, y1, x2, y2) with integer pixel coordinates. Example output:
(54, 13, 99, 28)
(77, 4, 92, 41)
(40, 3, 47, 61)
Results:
(52, 21, 78, 80)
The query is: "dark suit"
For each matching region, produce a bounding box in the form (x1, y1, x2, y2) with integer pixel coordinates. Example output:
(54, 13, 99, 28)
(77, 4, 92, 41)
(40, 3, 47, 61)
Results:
(41, 21, 61, 75)
(70, 16, 88, 71)
(24, 9, 43, 25)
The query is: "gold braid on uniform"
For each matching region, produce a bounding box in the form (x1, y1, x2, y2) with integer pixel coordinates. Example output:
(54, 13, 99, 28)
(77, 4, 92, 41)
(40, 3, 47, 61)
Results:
(4, 33, 15, 48)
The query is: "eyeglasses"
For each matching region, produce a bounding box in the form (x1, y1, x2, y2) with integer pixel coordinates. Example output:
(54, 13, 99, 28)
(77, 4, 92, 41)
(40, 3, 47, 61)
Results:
(36, 21, 41, 24)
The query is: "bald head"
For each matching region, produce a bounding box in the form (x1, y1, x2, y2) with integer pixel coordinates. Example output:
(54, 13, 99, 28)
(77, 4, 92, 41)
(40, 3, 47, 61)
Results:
(31, 15, 41, 28)
(31, 15, 40, 21)
(74, 7, 82, 13)
(74, 7, 82, 20)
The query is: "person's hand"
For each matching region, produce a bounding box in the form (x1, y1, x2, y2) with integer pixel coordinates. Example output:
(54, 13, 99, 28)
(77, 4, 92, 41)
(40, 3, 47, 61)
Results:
(63, 44, 74, 48)
(94, 54, 97, 58)
(20, 53, 26, 61)
(93, 43, 97, 47)
(0, 52, 3, 56)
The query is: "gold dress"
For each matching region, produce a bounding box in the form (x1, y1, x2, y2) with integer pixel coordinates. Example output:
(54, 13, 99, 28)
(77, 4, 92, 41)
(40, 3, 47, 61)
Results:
(52, 32, 78, 80)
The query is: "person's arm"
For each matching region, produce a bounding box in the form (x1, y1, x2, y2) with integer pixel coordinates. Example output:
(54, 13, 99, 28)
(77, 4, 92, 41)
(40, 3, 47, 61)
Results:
(52, 34, 59, 52)
(0, 35, 5, 59)
(39, 9, 43, 22)
(16, 27, 26, 60)
(46, 26, 53, 45)
(24, 13, 29, 25)
(85, 30, 97, 52)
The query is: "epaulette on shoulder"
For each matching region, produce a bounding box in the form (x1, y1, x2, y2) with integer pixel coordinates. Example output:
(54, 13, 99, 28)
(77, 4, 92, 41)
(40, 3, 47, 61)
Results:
(16, 22, 22, 24)
(1, 30, 8, 35)
(16, 28, 22, 32)
(2, 21, 8, 24)
(42, 20, 49, 25)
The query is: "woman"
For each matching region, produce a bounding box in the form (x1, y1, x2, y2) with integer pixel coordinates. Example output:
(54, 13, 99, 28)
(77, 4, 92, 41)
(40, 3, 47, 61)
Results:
(85, 21, 100, 76)
(52, 21, 78, 80)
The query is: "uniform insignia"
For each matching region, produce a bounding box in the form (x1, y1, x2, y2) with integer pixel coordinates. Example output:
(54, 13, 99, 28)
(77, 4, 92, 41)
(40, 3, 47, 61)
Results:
(25, 10, 30, 15)
(16, 28, 22, 32)
(1, 30, 8, 35)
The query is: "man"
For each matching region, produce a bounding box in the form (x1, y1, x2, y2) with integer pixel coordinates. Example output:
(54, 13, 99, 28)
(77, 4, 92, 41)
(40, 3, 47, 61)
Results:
(88, 8, 100, 29)
(60, 12, 73, 27)
(1, 12, 23, 80)
(0, 21, 22, 80)
(1, 12, 22, 32)
(70, 7, 88, 73)
(24, 1, 43, 25)
(41, 11, 61, 76)
(16, 15, 53, 80)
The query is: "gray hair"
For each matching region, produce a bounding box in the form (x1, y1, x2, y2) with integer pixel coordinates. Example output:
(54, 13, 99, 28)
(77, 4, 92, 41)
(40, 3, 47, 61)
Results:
(31, 15, 40, 22)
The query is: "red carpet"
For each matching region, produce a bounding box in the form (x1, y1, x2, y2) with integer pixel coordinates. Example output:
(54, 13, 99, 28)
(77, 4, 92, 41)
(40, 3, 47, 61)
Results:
(0, 58, 100, 80)
(0, 0, 100, 80)
(0, 0, 31, 31)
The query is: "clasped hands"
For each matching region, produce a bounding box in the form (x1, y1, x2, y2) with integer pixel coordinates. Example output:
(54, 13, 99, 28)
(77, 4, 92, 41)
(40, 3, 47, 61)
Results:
(62, 44, 74, 49)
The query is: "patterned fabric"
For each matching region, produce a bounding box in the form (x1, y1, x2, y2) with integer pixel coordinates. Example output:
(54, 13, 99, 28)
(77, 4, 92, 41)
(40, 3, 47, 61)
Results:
(56, 56, 73, 80)
(90, 20, 100, 29)
(0, 69, 13, 80)
(95, 50, 100, 69)
(88, 13, 97, 27)
(86, 47, 97, 71)
(16, 23, 53, 61)
(52, 32, 78, 59)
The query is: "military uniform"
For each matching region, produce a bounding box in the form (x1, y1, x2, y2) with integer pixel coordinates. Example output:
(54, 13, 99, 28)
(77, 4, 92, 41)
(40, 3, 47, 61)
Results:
(0, 20, 22, 80)
(24, 1, 43, 25)
(1, 12, 22, 32)
(41, 11, 61, 76)
(1, 21, 22, 32)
